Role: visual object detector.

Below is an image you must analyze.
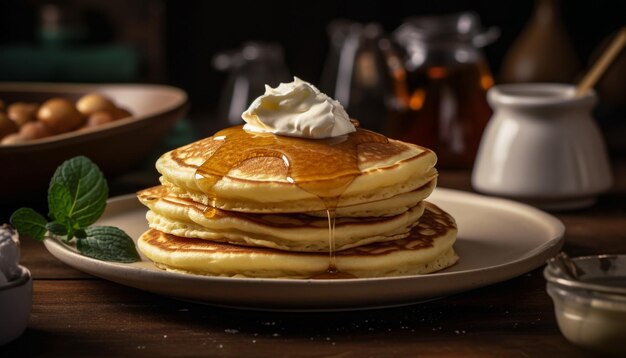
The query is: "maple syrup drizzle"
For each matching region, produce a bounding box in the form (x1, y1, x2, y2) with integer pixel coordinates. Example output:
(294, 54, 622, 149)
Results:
(195, 125, 388, 279)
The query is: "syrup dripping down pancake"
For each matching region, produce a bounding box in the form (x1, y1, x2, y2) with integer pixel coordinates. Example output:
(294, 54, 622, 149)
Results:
(138, 124, 458, 279)
(155, 126, 437, 213)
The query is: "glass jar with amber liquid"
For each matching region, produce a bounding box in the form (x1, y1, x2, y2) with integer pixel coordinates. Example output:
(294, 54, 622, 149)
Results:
(385, 12, 498, 168)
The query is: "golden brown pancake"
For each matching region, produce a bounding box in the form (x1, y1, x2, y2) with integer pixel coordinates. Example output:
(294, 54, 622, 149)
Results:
(155, 126, 437, 213)
(137, 185, 430, 252)
(137, 202, 458, 278)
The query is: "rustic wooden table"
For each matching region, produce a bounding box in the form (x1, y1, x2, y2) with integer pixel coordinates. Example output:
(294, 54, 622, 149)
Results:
(2, 160, 625, 357)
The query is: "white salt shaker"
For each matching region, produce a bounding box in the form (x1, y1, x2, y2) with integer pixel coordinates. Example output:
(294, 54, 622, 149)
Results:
(472, 83, 612, 210)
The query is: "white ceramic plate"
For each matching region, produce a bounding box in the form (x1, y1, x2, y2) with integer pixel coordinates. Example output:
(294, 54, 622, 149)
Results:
(44, 188, 565, 311)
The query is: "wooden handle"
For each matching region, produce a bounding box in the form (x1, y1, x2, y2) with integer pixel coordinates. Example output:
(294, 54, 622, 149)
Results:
(576, 27, 626, 96)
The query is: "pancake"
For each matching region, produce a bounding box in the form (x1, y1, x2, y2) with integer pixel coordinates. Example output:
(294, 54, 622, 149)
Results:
(161, 179, 436, 218)
(156, 126, 437, 213)
(137, 202, 458, 278)
(306, 179, 435, 217)
(145, 181, 435, 219)
(138, 185, 427, 252)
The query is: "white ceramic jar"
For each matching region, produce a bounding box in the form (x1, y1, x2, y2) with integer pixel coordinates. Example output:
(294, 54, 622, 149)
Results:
(0, 266, 32, 345)
(472, 83, 612, 210)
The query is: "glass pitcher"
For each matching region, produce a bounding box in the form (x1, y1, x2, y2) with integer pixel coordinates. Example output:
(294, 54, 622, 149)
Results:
(320, 20, 392, 132)
(386, 12, 498, 169)
(213, 42, 291, 128)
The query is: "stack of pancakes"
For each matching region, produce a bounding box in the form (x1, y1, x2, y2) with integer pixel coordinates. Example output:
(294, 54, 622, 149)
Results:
(137, 126, 458, 278)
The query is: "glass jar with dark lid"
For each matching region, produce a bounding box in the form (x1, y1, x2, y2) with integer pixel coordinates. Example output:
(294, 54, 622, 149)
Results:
(386, 12, 498, 169)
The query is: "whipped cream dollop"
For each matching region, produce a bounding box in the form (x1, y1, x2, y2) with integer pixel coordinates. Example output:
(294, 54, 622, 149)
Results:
(0, 224, 21, 285)
(242, 77, 356, 139)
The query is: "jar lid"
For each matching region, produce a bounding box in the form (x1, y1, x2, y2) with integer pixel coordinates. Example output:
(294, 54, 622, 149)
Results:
(394, 12, 499, 47)
(212, 42, 286, 71)
(545, 254, 626, 296)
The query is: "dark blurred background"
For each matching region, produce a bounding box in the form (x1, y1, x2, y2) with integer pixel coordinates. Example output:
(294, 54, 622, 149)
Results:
(1, 0, 624, 126)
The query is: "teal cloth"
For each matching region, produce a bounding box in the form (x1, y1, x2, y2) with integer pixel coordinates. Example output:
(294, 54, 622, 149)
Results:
(0, 45, 140, 82)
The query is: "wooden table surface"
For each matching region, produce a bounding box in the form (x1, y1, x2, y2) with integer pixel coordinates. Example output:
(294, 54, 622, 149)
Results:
(2, 160, 625, 357)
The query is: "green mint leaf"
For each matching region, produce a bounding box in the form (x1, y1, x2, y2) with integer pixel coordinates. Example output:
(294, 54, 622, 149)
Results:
(10, 208, 48, 241)
(78, 226, 140, 263)
(46, 221, 67, 236)
(48, 182, 72, 223)
(49, 156, 108, 228)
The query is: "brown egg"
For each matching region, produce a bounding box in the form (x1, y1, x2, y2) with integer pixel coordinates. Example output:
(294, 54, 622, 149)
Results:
(0, 133, 25, 145)
(19, 121, 52, 140)
(37, 98, 85, 134)
(0, 112, 19, 139)
(7, 102, 38, 127)
(76, 93, 116, 116)
(84, 111, 116, 127)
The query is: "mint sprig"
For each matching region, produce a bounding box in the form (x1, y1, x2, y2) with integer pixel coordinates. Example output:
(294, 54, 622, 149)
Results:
(10, 156, 140, 263)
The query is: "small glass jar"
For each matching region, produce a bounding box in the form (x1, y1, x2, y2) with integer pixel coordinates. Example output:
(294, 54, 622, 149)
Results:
(319, 20, 391, 133)
(386, 12, 499, 168)
(544, 255, 626, 355)
(212, 42, 291, 127)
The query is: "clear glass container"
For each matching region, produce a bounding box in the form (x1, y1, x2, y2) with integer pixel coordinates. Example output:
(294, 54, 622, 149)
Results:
(387, 12, 498, 168)
(544, 254, 626, 354)
(320, 20, 392, 132)
(213, 42, 291, 128)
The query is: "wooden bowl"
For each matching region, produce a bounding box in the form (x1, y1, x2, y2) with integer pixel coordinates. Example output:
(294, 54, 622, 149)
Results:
(0, 83, 188, 200)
